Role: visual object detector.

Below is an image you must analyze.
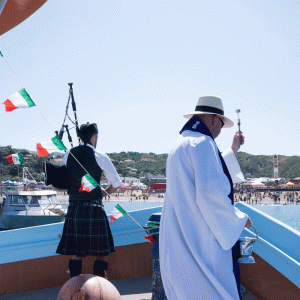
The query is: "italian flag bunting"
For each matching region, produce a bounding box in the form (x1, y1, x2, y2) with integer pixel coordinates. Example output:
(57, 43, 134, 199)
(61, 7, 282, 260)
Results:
(78, 174, 99, 192)
(143, 235, 154, 244)
(6, 153, 23, 165)
(2, 88, 35, 112)
(109, 204, 128, 222)
(36, 136, 67, 157)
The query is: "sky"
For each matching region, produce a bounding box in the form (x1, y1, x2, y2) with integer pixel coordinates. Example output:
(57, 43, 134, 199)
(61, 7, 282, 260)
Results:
(1, 0, 300, 156)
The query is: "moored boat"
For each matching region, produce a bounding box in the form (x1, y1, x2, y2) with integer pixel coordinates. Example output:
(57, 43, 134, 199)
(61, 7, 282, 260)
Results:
(0, 190, 66, 230)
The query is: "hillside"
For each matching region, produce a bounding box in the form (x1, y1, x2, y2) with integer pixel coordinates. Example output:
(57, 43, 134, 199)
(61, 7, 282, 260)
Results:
(108, 151, 167, 178)
(0, 146, 48, 182)
(0, 147, 167, 181)
(235, 152, 300, 179)
(1, 146, 300, 181)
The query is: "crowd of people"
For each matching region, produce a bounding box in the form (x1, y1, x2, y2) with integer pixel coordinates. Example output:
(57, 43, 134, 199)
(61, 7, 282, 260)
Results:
(235, 189, 300, 204)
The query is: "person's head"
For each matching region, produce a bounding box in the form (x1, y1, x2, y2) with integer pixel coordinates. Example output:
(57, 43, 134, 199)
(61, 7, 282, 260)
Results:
(184, 96, 233, 139)
(57, 274, 122, 300)
(77, 123, 98, 148)
(89, 133, 98, 148)
(197, 114, 224, 139)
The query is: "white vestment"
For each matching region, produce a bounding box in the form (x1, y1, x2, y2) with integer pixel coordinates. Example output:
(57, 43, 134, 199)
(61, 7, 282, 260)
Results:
(159, 130, 248, 300)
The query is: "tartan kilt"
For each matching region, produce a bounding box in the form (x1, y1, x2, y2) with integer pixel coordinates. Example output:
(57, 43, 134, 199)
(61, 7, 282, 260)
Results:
(56, 200, 115, 257)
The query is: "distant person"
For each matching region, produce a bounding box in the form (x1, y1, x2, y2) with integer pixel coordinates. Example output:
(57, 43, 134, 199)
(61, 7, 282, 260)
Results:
(56, 123, 121, 279)
(1, 196, 5, 208)
(160, 96, 252, 300)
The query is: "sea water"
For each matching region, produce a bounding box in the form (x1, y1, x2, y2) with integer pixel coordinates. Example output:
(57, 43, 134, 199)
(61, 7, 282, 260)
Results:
(249, 203, 300, 232)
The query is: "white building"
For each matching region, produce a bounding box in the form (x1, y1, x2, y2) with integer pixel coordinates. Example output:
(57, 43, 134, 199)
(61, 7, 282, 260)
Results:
(119, 177, 141, 184)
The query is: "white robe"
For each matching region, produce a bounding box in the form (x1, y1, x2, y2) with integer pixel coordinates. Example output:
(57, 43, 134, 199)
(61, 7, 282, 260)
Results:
(159, 130, 248, 300)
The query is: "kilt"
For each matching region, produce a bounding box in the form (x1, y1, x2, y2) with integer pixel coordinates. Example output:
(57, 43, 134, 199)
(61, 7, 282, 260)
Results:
(56, 199, 115, 257)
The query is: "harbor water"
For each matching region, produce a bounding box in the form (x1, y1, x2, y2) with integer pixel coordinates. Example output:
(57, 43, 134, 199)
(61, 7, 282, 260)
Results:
(249, 203, 300, 232)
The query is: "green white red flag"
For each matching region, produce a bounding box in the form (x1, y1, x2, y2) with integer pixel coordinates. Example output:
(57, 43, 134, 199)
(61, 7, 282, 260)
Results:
(36, 136, 67, 157)
(78, 174, 99, 192)
(109, 204, 128, 222)
(2, 88, 35, 112)
(6, 153, 23, 165)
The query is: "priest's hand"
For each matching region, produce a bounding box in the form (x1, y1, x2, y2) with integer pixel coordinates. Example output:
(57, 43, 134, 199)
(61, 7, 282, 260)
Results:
(231, 131, 244, 154)
(245, 217, 252, 228)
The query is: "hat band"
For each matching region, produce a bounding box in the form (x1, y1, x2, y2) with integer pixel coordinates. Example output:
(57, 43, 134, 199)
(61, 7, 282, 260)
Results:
(195, 105, 224, 116)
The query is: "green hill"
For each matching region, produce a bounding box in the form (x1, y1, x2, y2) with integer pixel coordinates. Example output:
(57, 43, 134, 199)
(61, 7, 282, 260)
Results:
(1, 146, 300, 181)
(0, 146, 48, 182)
(236, 152, 300, 179)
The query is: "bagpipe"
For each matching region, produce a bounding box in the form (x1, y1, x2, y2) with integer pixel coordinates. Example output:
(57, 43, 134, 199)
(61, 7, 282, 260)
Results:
(44, 83, 80, 189)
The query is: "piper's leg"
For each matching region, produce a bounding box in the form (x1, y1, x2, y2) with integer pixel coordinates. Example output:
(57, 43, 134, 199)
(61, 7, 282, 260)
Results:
(93, 256, 109, 278)
(69, 256, 83, 278)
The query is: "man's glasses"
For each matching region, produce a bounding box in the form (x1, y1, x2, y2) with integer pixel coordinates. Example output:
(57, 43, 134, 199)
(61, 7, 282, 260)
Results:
(218, 116, 224, 128)
(215, 115, 224, 128)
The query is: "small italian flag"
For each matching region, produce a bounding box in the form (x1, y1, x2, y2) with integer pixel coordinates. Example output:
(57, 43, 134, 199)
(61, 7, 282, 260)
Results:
(6, 153, 23, 165)
(36, 136, 67, 157)
(109, 204, 128, 222)
(78, 174, 99, 192)
(2, 88, 35, 112)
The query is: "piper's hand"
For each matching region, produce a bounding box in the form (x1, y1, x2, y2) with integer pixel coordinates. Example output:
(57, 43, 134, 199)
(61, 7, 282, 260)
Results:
(245, 217, 252, 228)
(231, 131, 244, 154)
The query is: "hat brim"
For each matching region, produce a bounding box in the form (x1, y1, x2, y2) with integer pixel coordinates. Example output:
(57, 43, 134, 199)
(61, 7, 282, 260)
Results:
(184, 112, 234, 128)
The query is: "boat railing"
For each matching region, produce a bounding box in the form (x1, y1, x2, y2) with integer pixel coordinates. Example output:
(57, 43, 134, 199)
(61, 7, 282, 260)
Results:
(37, 199, 52, 212)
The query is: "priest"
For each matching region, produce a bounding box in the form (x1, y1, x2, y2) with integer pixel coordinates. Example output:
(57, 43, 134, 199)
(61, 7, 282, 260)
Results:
(159, 96, 252, 300)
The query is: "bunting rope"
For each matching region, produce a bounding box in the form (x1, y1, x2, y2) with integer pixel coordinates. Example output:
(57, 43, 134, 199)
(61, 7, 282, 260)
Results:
(0, 50, 105, 192)
(0, 51, 23, 87)
(0, 51, 56, 133)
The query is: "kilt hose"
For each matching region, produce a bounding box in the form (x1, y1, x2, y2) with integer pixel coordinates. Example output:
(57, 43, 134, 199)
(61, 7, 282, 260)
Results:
(56, 200, 115, 257)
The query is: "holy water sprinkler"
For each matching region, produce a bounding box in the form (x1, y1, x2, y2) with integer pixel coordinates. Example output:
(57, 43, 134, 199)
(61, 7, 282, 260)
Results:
(236, 109, 241, 132)
(236, 109, 242, 143)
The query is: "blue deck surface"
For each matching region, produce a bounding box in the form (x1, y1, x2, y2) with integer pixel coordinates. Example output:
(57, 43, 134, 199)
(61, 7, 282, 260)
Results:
(0, 203, 299, 289)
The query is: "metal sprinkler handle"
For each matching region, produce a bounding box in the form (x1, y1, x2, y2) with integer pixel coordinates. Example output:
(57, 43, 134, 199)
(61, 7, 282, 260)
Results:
(236, 109, 241, 132)
(251, 225, 258, 240)
(236, 109, 242, 143)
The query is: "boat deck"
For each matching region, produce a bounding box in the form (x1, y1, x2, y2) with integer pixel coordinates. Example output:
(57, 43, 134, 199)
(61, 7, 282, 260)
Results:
(0, 276, 258, 299)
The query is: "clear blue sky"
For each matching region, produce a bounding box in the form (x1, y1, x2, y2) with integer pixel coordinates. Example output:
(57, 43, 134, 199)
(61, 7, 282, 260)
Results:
(1, 0, 299, 156)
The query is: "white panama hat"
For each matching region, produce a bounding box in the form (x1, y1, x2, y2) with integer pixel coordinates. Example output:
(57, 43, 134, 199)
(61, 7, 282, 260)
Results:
(184, 96, 234, 128)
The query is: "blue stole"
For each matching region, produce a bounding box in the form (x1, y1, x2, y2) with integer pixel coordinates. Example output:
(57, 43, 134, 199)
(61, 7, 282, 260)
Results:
(180, 115, 242, 299)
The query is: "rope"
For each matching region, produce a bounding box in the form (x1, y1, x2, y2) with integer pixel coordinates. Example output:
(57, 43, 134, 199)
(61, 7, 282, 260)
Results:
(1, 51, 100, 190)
(127, 214, 148, 233)
(240, 285, 247, 296)
(1, 51, 56, 133)
(1, 55, 23, 88)
(144, 220, 160, 236)
(35, 106, 56, 132)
